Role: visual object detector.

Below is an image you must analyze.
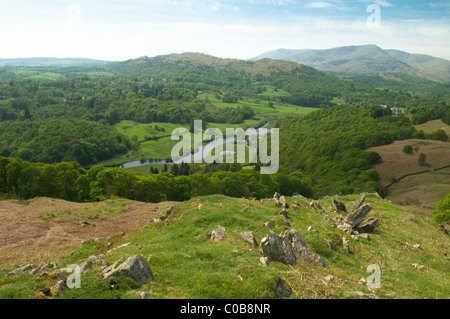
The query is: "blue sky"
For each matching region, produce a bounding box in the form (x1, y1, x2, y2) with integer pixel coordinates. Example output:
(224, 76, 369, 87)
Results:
(0, 0, 449, 60)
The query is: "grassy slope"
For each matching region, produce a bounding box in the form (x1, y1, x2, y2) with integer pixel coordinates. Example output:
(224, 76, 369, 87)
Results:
(0, 193, 448, 299)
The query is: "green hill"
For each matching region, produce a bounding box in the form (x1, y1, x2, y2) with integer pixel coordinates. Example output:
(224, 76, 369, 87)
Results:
(0, 193, 448, 299)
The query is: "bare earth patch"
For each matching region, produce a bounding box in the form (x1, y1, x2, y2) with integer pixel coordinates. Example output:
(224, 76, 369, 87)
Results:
(0, 197, 176, 268)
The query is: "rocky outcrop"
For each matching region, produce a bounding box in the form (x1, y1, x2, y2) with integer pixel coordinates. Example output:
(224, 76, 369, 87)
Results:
(7, 264, 37, 277)
(260, 229, 328, 267)
(239, 231, 258, 247)
(102, 255, 154, 285)
(333, 199, 347, 214)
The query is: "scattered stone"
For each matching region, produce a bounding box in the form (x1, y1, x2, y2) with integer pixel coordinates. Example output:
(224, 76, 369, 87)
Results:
(275, 278, 292, 298)
(40, 262, 59, 271)
(260, 229, 328, 267)
(324, 239, 336, 252)
(351, 234, 359, 241)
(333, 199, 347, 214)
(239, 231, 258, 247)
(7, 264, 37, 277)
(412, 244, 422, 251)
(358, 277, 366, 285)
(210, 225, 227, 241)
(102, 255, 154, 285)
(263, 221, 272, 229)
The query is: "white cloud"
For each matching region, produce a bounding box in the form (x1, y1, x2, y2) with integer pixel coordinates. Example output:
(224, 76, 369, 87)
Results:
(305, 2, 334, 9)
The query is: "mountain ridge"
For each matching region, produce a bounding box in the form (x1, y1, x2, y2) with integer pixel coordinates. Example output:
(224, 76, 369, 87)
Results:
(252, 45, 450, 82)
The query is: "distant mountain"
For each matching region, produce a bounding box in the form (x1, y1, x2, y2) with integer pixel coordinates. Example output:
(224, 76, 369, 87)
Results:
(0, 57, 108, 67)
(252, 45, 450, 82)
(385, 50, 450, 82)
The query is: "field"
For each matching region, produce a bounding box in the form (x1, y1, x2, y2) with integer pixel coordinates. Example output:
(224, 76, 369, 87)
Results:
(367, 138, 450, 208)
(0, 193, 448, 299)
(105, 89, 318, 166)
(414, 119, 450, 137)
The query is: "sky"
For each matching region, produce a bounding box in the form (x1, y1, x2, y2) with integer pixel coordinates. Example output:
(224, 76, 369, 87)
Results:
(0, 0, 449, 61)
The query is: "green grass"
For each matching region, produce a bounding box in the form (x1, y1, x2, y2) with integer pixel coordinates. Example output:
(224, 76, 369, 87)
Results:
(1, 193, 448, 299)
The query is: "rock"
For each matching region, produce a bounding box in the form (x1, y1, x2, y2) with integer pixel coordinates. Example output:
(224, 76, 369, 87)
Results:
(40, 262, 59, 271)
(309, 201, 323, 210)
(413, 244, 422, 251)
(356, 291, 379, 299)
(102, 255, 154, 285)
(210, 225, 226, 241)
(159, 206, 174, 220)
(138, 290, 152, 299)
(342, 237, 351, 254)
(351, 234, 359, 241)
(239, 231, 258, 247)
(359, 233, 370, 241)
(7, 264, 37, 277)
(333, 199, 347, 214)
(355, 218, 379, 233)
(80, 260, 94, 273)
(275, 278, 292, 298)
(350, 193, 366, 213)
(279, 195, 288, 208)
(273, 192, 281, 207)
(324, 275, 334, 283)
(107, 242, 132, 254)
(358, 277, 366, 285)
(259, 257, 271, 266)
(50, 280, 68, 297)
(345, 205, 372, 229)
(260, 229, 328, 267)
(324, 239, 336, 251)
(307, 225, 318, 233)
(263, 221, 272, 229)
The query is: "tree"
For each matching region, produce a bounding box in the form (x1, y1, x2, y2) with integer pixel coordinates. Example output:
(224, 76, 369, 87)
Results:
(431, 194, 450, 223)
(403, 145, 413, 154)
(418, 153, 427, 166)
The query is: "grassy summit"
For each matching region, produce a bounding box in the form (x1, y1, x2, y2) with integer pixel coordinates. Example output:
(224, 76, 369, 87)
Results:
(0, 193, 448, 299)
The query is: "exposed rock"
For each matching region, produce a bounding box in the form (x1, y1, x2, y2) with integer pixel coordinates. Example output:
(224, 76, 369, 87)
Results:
(333, 199, 347, 214)
(210, 225, 226, 241)
(309, 201, 323, 210)
(279, 195, 288, 208)
(259, 257, 271, 266)
(264, 221, 272, 229)
(324, 239, 336, 252)
(359, 233, 370, 241)
(239, 231, 258, 247)
(40, 262, 59, 271)
(273, 192, 281, 207)
(413, 244, 422, 251)
(138, 290, 152, 299)
(355, 218, 379, 234)
(260, 229, 328, 267)
(102, 255, 154, 285)
(275, 278, 292, 298)
(50, 280, 68, 297)
(345, 205, 372, 228)
(342, 237, 351, 254)
(159, 206, 174, 220)
(7, 264, 37, 277)
(350, 193, 366, 213)
(107, 242, 132, 254)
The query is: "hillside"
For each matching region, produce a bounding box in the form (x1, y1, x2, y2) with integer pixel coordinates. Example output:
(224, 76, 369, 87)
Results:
(0, 57, 109, 67)
(253, 45, 450, 82)
(0, 193, 448, 299)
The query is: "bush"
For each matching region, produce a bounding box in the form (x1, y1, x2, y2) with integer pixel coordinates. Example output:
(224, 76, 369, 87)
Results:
(403, 145, 413, 154)
(431, 194, 450, 223)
